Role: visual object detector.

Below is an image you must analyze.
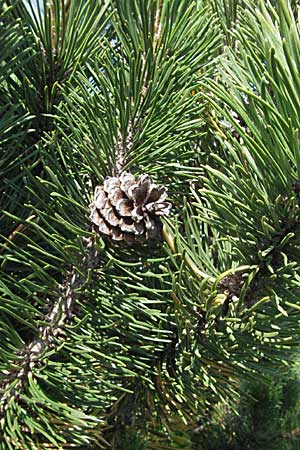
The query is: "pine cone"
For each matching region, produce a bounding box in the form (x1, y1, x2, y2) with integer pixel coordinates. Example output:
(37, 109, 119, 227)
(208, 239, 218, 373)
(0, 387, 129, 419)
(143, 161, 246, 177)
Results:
(89, 172, 171, 243)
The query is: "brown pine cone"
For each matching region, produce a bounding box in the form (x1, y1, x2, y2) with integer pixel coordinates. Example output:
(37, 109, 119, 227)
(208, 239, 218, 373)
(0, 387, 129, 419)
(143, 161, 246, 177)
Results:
(89, 172, 171, 243)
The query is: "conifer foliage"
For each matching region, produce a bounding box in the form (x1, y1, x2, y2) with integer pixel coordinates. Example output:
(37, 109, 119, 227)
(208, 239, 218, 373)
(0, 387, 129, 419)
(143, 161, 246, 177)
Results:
(1, 0, 300, 448)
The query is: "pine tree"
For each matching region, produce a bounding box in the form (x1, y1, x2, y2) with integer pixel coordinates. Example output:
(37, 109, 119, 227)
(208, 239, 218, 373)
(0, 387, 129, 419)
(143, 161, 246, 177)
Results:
(1, 0, 300, 449)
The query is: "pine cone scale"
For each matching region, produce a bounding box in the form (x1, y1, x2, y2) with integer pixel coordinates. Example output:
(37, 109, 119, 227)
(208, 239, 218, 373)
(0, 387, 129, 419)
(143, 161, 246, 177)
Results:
(147, 185, 167, 203)
(101, 200, 120, 226)
(120, 172, 136, 194)
(115, 198, 134, 217)
(94, 186, 107, 209)
(108, 187, 125, 207)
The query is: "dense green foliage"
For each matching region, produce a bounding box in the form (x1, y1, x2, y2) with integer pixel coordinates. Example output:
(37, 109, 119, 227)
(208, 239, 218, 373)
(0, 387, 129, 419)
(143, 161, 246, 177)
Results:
(1, 0, 300, 448)
(191, 364, 300, 450)
(122, 364, 300, 449)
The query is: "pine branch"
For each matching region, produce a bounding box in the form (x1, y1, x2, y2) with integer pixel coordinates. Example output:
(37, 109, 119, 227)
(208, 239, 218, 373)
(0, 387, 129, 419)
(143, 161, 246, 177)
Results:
(114, 123, 133, 176)
(114, 1, 163, 176)
(0, 238, 99, 418)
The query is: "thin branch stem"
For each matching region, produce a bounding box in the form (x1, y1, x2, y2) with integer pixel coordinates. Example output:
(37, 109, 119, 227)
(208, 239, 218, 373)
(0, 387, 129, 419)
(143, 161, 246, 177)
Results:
(114, 2, 162, 175)
(0, 214, 36, 255)
(0, 238, 99, 417)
